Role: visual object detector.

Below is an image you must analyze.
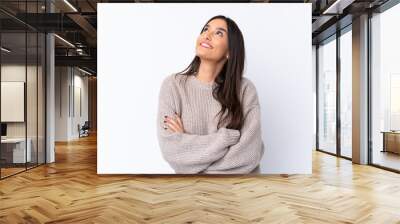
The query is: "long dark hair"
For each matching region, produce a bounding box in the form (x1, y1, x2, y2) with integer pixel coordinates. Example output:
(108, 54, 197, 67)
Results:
(174, 15, 245, 130)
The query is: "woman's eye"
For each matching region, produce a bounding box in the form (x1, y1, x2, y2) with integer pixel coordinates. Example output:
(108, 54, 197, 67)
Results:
(202, 27, 208, 32)
(216, 31, 223, 37)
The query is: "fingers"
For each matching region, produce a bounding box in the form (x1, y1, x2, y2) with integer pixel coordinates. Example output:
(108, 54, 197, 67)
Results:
(166, 118, 180, 132)
(166, 121, 180, 132)
(163, 114, 184, 133)
(166, 116, 180, 129)
(163, 116, 177, 131)
(175, 113, 184, 129)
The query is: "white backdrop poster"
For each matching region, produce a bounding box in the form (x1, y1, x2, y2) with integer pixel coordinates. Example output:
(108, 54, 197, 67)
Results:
(98, 3, 313, 174)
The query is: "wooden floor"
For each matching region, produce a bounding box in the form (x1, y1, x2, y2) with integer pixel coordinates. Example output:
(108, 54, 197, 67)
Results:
(1, 134, 400, 223)
(0, 167, 26, 178)
(1, 163, 45, 178)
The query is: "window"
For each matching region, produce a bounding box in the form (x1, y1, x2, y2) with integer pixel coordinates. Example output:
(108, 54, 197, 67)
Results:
(340, 28, 352, 158)
(370, 3, 400, 171)
(317, 36, 337, 154)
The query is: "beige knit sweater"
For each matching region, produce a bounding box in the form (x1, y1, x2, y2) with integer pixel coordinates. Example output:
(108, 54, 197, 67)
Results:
(156, 73, 264, 174)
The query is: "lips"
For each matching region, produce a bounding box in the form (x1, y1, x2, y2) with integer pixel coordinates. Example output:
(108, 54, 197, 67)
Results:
(200, 42, 212, 49)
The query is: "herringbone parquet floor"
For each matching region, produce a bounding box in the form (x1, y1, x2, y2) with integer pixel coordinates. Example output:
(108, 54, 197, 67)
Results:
(1, 133, 400, 224)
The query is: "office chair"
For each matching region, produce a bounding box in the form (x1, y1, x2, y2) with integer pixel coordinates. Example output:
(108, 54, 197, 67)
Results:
(79, 121, 90, 138)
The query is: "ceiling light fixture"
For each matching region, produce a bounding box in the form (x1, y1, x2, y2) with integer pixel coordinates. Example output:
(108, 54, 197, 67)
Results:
(1, 47, 11, 53)
(54, 34, 75, 48)
(78, 67, 93, 76)
(323, 0, 342, 14)
(322, 0, 354, 14)
(63, 0, 78, 12)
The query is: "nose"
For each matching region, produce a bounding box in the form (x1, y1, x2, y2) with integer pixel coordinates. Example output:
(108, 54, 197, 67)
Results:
(204, 31, 212, 41)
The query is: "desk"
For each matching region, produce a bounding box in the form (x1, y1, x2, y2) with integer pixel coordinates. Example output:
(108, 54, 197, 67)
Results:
(1, 138, 32, 163)
(381, 131, 400, 154)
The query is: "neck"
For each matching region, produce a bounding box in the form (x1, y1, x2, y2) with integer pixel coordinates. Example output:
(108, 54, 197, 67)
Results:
(196, 59, 226, 84)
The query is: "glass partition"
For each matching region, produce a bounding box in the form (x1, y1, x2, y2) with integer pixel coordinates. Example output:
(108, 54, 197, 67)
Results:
(27, 30, 38, 169)
(371, 3, 400, 171)
(0, 31, 28, 177)
(317, 36, 337, 155)
(0, 1, 46, 179)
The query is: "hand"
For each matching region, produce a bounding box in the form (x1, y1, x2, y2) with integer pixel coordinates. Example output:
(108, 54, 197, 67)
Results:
(163, 112, 185, 133)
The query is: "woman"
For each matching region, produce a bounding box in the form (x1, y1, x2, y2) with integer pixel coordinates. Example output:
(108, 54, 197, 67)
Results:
(156, 15, 264, 174)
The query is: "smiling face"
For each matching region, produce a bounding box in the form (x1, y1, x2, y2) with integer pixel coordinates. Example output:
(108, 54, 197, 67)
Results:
(195, 18, 229, 63)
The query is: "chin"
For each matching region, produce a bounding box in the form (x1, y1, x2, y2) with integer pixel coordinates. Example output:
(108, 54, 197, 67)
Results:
(196, 53, 220, 62)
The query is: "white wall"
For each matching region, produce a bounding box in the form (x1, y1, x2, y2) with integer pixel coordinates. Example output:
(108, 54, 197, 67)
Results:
(55, 67, 89, 141)
(98, 3, 313, 174)
(55, 66, 69, 141)
(1, 65, 42, 138)
(1, 66, 26, 127)
(312, 45, 317, 150)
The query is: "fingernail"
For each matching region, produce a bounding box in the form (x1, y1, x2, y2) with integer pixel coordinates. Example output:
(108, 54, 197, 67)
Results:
(163, 120, 166, 123)
(164, 115, 167, 118)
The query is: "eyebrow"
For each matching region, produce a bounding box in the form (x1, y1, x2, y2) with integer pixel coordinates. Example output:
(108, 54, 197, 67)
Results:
(204, 24, 227, 33)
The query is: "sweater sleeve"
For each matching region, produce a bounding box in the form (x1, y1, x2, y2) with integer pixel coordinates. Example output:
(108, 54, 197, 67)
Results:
(202, 79, 265, 174)
(156, 75, 241, 174)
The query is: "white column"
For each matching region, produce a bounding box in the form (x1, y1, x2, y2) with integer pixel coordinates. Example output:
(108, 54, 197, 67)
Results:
(352, 14, 369, 164)
(46, 1, 55, 163)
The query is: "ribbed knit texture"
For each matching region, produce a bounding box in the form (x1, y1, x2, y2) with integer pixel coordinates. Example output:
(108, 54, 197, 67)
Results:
(156, 73, 264, 174)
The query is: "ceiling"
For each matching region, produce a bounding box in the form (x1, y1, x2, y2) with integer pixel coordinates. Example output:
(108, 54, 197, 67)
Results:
(0, 0, 393, 75)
